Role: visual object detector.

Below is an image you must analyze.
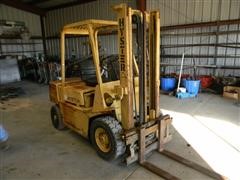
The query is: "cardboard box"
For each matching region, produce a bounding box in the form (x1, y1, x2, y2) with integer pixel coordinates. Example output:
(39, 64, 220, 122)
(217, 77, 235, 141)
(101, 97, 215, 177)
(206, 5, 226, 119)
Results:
(223, 86, 240, 100)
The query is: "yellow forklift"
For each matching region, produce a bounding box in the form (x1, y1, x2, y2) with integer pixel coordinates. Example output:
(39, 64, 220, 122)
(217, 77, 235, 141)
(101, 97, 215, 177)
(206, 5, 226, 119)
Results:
(49, 4, 225, 179)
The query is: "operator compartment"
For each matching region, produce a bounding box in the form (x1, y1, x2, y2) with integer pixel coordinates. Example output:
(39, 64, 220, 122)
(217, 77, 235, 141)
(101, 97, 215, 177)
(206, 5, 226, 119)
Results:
(63, 82, 95, 108)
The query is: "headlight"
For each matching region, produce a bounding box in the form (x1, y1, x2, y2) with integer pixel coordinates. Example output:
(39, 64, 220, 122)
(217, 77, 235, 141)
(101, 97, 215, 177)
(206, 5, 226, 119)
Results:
(104, 93, 114, 106)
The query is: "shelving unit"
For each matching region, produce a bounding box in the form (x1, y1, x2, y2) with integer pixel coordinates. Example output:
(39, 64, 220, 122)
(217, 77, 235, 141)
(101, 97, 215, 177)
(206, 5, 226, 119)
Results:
(0, 37, 44, 57)
(160, 20, 240, 77)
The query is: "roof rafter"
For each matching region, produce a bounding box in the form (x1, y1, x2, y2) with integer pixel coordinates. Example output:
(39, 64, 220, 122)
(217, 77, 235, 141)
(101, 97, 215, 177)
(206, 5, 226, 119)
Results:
(27, 0, 51, 6)
(46, 0, 96, 11)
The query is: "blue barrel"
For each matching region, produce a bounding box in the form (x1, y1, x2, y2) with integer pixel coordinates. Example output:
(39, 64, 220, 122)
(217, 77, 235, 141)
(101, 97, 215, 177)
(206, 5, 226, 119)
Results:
(185, 80, 200, 95)
(0, 125, 8, 142)
(181, 79, 187, 87)
(160, 78, 176, 91)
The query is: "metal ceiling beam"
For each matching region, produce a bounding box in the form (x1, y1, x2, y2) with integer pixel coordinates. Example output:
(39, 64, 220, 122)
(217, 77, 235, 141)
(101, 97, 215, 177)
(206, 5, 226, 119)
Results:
(46, 0, 96, 11)
(0, 0, 45, 16)
(27, 0, 51, 5)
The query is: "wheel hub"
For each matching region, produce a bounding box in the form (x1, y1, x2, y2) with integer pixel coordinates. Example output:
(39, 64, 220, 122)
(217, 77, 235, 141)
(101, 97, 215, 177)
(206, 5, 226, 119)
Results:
(95, 127, 110, 153)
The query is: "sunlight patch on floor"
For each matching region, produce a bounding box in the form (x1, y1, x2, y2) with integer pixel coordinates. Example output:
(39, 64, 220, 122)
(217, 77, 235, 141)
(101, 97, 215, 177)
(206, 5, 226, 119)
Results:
(194, 115, 240, 151)
(162, 109, 240, 180)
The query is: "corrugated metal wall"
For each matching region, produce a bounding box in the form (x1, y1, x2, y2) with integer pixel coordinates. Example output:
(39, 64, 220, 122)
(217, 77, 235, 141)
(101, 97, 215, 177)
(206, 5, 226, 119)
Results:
(44, 0, 136, 58)
(0, 4, 42, 36)
(147, 0, 240, 76)
(0, 4, 43, 57)
(147, 0, 240, 26)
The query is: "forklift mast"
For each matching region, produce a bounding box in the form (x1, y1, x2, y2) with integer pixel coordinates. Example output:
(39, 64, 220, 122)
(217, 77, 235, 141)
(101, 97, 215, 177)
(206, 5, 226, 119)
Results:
(114, 4, 161, 130)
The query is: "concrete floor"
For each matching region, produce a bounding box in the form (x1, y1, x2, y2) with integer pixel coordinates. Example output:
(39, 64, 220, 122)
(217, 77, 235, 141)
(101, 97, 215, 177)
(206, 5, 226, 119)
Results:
(0, 81, 239, 179)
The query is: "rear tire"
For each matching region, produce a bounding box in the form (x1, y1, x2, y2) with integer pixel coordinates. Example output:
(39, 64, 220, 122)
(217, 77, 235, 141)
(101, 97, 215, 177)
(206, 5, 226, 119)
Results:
(50, 105, 66, 130)
(90, 116, 126, 160)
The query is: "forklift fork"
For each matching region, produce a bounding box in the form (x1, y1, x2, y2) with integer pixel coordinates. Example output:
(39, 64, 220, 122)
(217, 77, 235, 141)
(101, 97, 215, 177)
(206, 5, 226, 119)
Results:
(138, 116, 226, 180)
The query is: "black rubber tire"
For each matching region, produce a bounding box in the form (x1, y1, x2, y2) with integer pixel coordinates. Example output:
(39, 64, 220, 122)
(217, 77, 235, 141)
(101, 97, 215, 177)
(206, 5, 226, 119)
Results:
(90, 116, 126, 161)
(50, 105, 66, 130)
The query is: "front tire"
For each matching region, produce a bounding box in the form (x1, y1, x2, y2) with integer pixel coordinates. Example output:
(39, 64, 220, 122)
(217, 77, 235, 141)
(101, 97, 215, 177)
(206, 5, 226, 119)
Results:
(90, 116, 126, 160)
(50, 105, 66, 130)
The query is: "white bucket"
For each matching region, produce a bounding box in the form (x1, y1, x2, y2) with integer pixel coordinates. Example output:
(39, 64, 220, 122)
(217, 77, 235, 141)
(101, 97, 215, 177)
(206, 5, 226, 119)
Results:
(178, 87, 186, 93)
